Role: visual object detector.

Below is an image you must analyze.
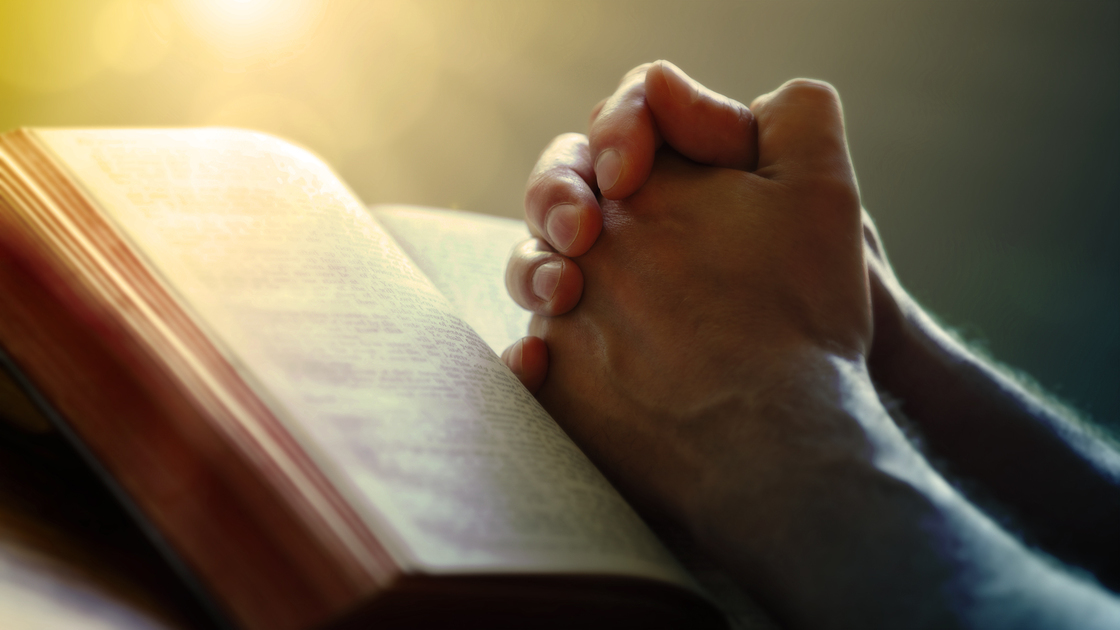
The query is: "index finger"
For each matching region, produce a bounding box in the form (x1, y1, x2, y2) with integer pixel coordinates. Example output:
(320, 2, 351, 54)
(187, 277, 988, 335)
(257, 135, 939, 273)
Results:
(588, 61, 759, 199)
(588, 63, 662, 200)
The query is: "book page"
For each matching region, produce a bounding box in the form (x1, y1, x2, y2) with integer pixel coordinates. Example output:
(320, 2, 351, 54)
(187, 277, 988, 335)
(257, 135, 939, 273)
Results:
(372, 206, 779, 630)
(35, 129, 690, 586)
(371, 205, 531, 355)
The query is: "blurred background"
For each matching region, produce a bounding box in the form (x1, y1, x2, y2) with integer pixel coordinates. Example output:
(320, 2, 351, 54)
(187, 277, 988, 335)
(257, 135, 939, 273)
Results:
(1, 0, 1117, 435)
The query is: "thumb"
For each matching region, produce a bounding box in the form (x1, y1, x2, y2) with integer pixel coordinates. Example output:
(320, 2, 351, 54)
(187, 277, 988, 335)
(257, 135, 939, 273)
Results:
(501, 336, 549, 394)
(644, 60, 758, 171)
(749, 79, 853, 181)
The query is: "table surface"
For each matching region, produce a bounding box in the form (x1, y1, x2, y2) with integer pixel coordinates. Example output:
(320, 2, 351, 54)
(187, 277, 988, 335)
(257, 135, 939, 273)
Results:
(0, 409, 215, 629)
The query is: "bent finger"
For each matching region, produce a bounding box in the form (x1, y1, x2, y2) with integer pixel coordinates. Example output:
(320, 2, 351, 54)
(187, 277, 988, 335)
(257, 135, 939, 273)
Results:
(525, 133, 603, 256)
(644, 60, 758, 171)
(588, 63, 661, 199)
(749, 79, 852, 180)
(501, 336, 549, 394)
(589, 97, 608, 125)
(505, 237, 584, 316)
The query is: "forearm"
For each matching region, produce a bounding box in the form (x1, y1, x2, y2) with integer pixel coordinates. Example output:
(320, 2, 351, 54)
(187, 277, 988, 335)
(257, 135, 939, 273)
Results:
(709, 456, 1120, 630)
(869, 295, 1120, 587)
(694, 356, 1120, 629)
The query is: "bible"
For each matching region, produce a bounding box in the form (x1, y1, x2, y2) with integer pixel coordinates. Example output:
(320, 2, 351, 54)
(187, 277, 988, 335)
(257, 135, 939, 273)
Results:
(0, 128, 774, 629)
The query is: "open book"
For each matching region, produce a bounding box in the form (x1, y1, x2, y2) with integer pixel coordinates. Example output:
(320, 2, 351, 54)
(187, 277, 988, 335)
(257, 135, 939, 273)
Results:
(0, 128, 774, 630)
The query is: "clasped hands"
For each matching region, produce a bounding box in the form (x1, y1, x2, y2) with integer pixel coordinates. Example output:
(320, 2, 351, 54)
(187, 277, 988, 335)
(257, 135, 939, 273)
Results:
(498, 61, 1120, 629)
(504, 60, 904, 529)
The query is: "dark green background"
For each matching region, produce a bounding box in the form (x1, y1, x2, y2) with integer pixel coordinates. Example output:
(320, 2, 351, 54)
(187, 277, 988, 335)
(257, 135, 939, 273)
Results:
(538, 1, 1120, 435)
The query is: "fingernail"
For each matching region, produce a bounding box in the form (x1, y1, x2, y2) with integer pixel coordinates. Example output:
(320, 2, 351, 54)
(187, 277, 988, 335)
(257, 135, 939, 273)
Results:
(508, 338, 524, 374)
(532, 260, 563, 302)
(594, 149, 622, 193)
(660, 60, 697, 105)
(545, 203, 580, 252)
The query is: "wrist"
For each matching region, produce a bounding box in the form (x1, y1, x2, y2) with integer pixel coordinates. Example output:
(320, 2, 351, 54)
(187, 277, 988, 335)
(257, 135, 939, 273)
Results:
(688, 357, 977, 627)
(696, 433, 1120, 630)
(688, 351, 930, 553)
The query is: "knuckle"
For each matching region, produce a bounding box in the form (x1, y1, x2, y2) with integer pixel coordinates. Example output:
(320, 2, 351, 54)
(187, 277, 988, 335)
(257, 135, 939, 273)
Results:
(731, 99, 754, 127)
(804, 171, 862, 222)
(507, 239, 545, 278)
(777, 78, 842, 109)
(621, 62, 654, 84)
(589, 98, 608, 124)
(550, 132, 587, 152)
(811, 169, 859, 201)
(515, 236, 554, 258)
(535, 133, 587, 166)
(525, 167, 581, 210)
(781, 78, 839, 97)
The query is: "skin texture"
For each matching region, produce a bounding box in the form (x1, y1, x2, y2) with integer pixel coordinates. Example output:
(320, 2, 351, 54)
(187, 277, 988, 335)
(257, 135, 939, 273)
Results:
(503, 61, 1120, 628)
(511, 61, 758, 317)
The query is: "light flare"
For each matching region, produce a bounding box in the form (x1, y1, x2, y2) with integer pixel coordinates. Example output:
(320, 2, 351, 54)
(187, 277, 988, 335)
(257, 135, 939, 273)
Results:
(173, 0, 328, 71)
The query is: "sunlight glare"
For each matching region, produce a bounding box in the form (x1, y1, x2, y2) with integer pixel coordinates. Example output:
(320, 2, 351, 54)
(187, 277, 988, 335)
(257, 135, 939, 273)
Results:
(93, 1, 173, 74)
(173, 0, 327, 70)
